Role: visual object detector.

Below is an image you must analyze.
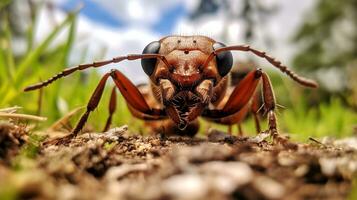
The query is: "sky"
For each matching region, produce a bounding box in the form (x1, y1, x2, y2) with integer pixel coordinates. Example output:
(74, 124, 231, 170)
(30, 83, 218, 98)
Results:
(32, 0, 316, 84)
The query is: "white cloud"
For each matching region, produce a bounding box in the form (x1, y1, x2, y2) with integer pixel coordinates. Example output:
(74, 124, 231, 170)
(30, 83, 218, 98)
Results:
(171, 0, 317, 70)
(68, 20, 161, 84)
(34, 2, 161, 84)
(173, 16, 224, 39)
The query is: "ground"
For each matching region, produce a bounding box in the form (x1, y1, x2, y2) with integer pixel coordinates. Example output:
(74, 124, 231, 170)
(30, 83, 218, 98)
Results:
(1, 121, 357, 200)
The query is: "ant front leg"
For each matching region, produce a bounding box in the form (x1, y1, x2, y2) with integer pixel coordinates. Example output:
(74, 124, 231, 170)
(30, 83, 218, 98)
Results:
(73, 73, 111, 135)
(103, 87, 117, 132)
(109, 69, 166, 120)
(233, 81, 262, 136)
(203, 69, 296, 148)
(202, 69, 262, 122)
(260, 73, 296, 149)
(251, 90, 262, 134)
(73, 69, 167, 136)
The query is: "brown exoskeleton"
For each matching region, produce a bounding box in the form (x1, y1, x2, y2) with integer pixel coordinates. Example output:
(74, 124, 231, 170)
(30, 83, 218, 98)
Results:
(25, 35, 318, 143)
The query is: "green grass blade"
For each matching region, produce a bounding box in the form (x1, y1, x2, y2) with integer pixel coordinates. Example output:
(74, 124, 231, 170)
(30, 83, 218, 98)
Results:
(0, 47, 7, 84)
(13, 10, 78, 88)
(25, 1, 39, 54)
(0, 13, 15, 80)
(0, 0, 12, 9)
(4, 15, 15, 80)
(61, 15, 76, 66)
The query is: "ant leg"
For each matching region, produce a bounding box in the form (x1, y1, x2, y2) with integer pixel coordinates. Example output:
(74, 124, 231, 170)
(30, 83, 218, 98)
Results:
(237, 123, 243, 136)
(202, 69, 261, 119)
(261, 73, 297, 149)
(203, 69, 260, 136)
(227, 125, 232, 135)
(251, 90, 262, 134)
(234, 90, 261, 136)
(205, 101, 251, 131)
(73, 73, 111, 135)
(109, 69, 166, 120)
(103, 87, 117, 132)
(73, 69, 167, 135)
(203, 69, 296, 147)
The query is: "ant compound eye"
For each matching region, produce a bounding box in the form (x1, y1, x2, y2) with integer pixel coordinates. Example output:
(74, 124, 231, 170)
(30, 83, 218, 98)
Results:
(213, 42, 233, 77)
(141, 41, 161, 76)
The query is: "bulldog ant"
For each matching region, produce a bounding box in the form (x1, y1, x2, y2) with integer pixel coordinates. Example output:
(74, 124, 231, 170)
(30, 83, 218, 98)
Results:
(25, 35, 318, 144)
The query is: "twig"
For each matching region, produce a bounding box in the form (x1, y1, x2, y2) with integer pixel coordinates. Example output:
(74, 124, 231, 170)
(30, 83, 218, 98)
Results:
(0, 112, 47, 121)
(49, 106, 85, 131)
(0, 106, 22, 113)
(309, 137, 328, 148)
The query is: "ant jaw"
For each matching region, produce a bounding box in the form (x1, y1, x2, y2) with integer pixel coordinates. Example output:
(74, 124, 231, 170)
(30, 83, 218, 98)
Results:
(161, 78, 213, 131)
(178, 120, 188, 130)
(165, 90, 204, 130)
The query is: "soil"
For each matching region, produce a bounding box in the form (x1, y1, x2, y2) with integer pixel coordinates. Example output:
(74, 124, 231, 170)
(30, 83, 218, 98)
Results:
(1, 121, 357, 200)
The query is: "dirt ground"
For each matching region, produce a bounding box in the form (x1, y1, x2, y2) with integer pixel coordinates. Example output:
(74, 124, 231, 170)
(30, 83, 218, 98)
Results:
(1, 121, 357, 200)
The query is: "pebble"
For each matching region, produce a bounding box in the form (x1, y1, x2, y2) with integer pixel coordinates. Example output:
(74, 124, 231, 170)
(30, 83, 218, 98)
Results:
(253, 176, 286, 199)
(163, 174, 208, 200)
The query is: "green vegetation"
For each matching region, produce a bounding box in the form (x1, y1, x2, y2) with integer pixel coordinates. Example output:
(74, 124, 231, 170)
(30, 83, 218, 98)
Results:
(281, 97, 356, 141)
(293, 0, 357, 107)
(0, 3, 143, 133)
(293, 0, 357, 72)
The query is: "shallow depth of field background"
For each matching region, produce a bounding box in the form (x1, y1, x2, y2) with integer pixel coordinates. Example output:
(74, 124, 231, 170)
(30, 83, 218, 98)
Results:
(0, 0, 356, 140)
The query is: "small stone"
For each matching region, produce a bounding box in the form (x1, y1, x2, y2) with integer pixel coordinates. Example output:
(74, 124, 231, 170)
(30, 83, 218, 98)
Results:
(105, 164, 148, 181)
(294, 165, 309, 177)
(207, 129, 235, 142)
(278, 153, 296, 166)
(200, 161, 253, 193)
(253, 176, 285, 199)
(249, 131, 270, 143)
(163, 174, 208, 199)
(319, 158, 337, 176)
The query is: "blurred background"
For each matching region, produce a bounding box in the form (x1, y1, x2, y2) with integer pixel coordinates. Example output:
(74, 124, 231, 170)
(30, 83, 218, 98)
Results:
(0, 0, 356, 140)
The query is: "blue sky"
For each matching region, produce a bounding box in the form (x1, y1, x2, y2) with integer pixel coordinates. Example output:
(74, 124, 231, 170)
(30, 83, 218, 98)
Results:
(60, 0, 187, 35)
(61, 0, 125, 27)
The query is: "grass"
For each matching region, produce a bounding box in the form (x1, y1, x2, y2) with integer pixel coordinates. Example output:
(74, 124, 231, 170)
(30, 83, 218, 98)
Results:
(0, 3, 146, 134)
(282, 97, 357, 141)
